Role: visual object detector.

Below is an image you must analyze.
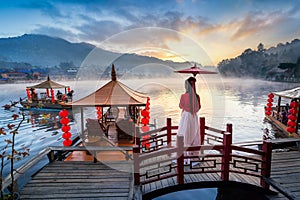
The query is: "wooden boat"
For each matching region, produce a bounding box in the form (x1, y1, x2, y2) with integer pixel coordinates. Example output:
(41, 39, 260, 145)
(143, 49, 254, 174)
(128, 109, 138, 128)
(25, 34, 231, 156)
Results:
(265, 87, 300, 138)
(20, 76, 73, 110)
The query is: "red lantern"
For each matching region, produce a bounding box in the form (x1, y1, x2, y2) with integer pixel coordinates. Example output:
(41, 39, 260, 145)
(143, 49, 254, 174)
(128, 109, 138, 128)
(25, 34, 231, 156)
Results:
(141, 109, 150, 117)
(141, 118, 149, 125)
(286, 127, 296, 133)
(267, 98, 273, 103)
(67, 87, 71, 93)
(290, 101, 299, 108)
(268, 93, 274, 98)
(267, 103, 273, 107)
(61, 125, 71, 132)
(265, 111, 271, 116)
(63, 139, 72, 146)
(289, 109, 297, 115)
(59, 109, 69, 118)
(60, 117, 70, 125)
(141, 125, 150, 132)
(142, 135, 150, 149)
(288, 115, 297, 121)
(266, 107, 272, 111)
(287, 120, 296, 127)
(62, 132, 72, 139)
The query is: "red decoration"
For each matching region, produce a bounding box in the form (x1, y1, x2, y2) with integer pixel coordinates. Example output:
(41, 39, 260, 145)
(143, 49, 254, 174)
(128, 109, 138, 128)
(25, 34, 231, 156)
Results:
(265, 111, 271, 116)
(62, 132, 72, 139)
(67, 87, 71, 93)
(288, 115, 297, 121)
(265, 94, 274, 116)
(26, 88, 31, 99)
(61, 125, 71, 132)
(142, 135, 150, 149)
(96, 107, 102, 119)
(141, 125, 150, 132)
(60, 117, 70, 125)
(287, 120, 296, 127)
(266, 107, 272, 111)
(286, 101, 299, 135)
(46, 88, 49, 97)
(59, 109, 69, 118)
(286, 127, 296, 133)
(63, 139, 72, 146)
(60, 109, 72, 146)
(141, 117, 149, 125)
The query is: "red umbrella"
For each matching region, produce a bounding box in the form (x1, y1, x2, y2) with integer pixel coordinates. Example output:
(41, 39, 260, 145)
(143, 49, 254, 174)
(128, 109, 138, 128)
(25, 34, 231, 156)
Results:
(175, 64, 218, 77)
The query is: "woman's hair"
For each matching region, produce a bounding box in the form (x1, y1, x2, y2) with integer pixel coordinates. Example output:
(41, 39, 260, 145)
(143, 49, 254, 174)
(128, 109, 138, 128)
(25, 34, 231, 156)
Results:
(185, 77, 199, 113)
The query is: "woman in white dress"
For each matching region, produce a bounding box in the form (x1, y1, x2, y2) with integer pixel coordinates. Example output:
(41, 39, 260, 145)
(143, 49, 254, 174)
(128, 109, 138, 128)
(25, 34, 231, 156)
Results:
(178, 77, 201, 163)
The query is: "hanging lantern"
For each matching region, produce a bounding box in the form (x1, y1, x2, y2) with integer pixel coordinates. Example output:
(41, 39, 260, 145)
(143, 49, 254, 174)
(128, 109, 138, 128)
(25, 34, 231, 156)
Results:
(60, 109, 72, 146)
(286, 127, 296, 133)
(26, 88, 31, 99)
(96, 106, 102, 119)
(141, 125, 150, 132)
(67, 87, 71, 93)
(287, 120, 296, 127)
(265, 94, 274, 116)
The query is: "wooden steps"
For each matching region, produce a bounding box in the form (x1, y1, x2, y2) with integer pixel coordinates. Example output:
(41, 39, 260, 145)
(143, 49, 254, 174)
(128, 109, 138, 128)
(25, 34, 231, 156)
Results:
(19, 161, 133, 200)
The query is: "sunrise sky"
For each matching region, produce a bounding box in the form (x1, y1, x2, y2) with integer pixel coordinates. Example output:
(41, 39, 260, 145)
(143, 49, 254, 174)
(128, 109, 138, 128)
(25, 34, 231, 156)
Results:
(0, 0, 299, 66)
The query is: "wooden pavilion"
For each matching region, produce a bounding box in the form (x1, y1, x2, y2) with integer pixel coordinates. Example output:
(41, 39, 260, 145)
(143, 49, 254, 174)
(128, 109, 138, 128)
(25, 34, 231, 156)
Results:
(70, 64, 149, 143)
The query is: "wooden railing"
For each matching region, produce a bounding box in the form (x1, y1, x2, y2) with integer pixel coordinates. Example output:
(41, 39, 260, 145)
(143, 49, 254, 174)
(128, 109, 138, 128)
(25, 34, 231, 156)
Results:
(133, 118, 272, 190)
(2, 146, 132, 191)
(136, 117, 230, 152)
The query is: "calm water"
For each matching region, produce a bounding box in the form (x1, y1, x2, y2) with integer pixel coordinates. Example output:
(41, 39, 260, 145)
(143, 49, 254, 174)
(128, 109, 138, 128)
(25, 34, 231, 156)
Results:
(0, 77, 298, 179)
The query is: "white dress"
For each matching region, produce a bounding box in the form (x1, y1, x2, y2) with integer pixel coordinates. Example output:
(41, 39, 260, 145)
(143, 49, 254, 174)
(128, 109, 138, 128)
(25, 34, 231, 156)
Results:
(178, 110, 200, 147)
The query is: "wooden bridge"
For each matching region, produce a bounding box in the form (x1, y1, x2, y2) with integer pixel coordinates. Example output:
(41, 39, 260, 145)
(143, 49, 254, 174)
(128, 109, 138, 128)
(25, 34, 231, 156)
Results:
(3, 118, 300, 199)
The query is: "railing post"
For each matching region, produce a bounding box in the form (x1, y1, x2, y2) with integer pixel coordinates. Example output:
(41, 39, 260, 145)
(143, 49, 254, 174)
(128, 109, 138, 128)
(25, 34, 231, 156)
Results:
(200, 117, 205, 145)
(167, 118, 172, 147)
(261, 140, 272, 189)
(226, 123, 233, 159)
(47, 150, 55, 162)
(221, 132, 232, 181)
(176, 134, 184, 185)
(133, 145, 140, 185)
(135, 126, 140, 147)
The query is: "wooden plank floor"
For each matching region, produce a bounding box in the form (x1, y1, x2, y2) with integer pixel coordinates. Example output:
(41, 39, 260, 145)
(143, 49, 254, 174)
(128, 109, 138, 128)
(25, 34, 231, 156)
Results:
(141, 150, 300, 200)
(267, 150, 300, 200)
(20, 161, 133, 200)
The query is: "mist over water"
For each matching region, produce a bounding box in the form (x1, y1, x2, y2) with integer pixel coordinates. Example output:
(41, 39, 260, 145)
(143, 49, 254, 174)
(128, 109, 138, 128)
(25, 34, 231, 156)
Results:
(0, 77, 298, 179)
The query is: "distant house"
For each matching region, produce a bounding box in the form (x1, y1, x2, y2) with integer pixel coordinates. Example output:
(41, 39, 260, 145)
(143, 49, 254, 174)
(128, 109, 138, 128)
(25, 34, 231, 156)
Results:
(4, 72, 27, 81)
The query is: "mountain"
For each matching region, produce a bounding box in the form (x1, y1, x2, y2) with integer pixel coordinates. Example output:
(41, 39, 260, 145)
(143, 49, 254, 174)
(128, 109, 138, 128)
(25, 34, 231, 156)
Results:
(0, 34, 194, 79)
(217, 39, 300, 81)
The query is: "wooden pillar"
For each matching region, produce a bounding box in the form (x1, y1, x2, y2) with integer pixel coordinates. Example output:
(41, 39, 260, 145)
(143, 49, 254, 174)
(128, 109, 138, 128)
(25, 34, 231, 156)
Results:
(177, 134, 184, 184)
(167, 118, 172, 147)
(221, 132, 232, 181)
(200, 117, 205, 145)
(261, 140, 272, 189)
(47, 151, 55, 162)
(135, 126, 140, 146)
(226, 123, 233, 158)
(133, 145, 140, 185)
(80, 107, 84, 134)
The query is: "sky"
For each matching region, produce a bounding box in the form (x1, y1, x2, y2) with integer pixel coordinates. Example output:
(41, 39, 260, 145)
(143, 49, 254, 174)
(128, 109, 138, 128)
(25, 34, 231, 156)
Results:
(0, 0, 299, 66)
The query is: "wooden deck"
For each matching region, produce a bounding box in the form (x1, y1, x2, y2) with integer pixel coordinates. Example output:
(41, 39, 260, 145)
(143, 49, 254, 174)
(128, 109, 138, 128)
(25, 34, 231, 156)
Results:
(19, 161, 134, 200)
(16, 148, 300, 200)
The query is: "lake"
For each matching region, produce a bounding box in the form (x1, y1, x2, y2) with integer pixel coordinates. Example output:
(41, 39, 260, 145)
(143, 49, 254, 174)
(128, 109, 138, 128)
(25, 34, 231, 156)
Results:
(0, 76, 298, 180)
